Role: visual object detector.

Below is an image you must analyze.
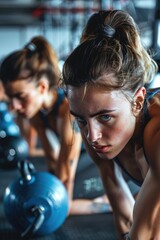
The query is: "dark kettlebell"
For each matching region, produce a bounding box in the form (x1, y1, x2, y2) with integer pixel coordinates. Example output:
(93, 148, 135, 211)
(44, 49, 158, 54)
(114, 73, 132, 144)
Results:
(3, 160, 69, 239)
(0, 135, 29, 169)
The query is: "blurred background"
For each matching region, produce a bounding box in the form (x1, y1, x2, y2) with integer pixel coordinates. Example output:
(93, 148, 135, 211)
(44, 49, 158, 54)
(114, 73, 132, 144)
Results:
(0, 0, 160, 71)
(0, 0, 160, 88)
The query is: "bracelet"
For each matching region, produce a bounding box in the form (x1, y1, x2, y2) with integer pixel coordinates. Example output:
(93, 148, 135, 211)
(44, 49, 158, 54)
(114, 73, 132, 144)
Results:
(121, 232, 131, 240)
(121, 232, 129, 237)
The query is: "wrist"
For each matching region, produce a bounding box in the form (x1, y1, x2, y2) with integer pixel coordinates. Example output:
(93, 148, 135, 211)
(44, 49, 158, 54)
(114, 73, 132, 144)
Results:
(121, 232, 131, 240)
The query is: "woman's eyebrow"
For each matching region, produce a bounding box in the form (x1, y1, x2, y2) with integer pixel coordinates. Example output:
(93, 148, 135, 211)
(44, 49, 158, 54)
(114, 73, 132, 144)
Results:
(70, 109, 115, 118)
(70, 110, 81, 117)
(6, 92, 22, 99)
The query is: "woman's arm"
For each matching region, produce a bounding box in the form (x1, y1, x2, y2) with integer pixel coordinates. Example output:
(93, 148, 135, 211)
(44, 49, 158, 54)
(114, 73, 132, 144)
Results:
(16, 116, 44, 156)
(129, 117, 160, 239)
(83, 138, 135, 239)
(30, 115, 59, 171)
(100, 161, 135, 239)
(56, 100, 82, 198)
(129, 169, 160, 240)
(30, 102, 82, 200)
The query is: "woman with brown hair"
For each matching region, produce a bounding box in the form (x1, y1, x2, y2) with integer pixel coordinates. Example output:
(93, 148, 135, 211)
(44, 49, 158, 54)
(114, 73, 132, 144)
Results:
(0, 36, 114, 215)
(61, 10, 160, 239)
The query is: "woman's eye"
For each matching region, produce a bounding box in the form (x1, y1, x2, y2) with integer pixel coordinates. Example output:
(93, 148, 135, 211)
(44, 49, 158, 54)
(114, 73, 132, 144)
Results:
(76, 117, 86, 125)
(100, 115, 111, 121)
(18, 94, 28, 101)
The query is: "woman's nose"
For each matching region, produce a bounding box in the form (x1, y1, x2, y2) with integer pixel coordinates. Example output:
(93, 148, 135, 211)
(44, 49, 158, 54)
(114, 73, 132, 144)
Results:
(87, 122, 102, 144)
(11, 98, 22, 111)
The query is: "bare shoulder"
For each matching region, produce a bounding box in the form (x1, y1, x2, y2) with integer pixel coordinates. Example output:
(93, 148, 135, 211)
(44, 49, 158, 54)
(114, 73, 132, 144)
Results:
(143, 115, 160, 175)
(58, 97, 69, 117)
(148, 89, 160, 117)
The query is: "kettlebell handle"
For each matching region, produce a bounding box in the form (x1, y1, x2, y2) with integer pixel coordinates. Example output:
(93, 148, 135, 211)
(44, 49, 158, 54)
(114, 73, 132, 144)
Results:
(17, 161, 45, 239)
(21, 205, 45, 240)
(18, 160, 35, 182)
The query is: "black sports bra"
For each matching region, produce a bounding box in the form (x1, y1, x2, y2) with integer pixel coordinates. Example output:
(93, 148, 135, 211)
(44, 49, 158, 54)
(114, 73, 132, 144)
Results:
(114, 157, 143, 186)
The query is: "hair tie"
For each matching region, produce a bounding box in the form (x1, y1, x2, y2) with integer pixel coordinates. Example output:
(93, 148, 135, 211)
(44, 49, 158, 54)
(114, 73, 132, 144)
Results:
(24, 42, 36, 52)
(96, 11, 116, 38)
(97, 24, 116, 38)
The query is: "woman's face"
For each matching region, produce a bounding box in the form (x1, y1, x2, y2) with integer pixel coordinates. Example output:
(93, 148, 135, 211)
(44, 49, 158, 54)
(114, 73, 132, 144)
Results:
(67, 84, 137, 160)
(4, 79, 44, 119)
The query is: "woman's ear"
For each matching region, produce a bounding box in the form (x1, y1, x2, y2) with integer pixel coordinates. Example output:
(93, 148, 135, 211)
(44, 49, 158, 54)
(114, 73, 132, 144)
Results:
(38, 77, 49, 94)
(132, 87, 146, 114)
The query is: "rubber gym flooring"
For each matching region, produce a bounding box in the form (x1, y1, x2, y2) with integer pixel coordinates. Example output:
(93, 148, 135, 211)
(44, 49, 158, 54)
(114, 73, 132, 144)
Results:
(0, 156, 117, 240)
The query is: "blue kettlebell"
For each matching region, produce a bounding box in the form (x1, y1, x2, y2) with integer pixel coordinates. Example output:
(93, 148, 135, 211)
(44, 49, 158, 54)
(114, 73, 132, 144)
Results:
(0, 101, 20, 137)
(3, 160, 69, 239)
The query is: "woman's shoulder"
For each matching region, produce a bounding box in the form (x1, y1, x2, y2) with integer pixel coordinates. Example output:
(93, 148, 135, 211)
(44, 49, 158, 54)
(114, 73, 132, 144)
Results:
(147, 87, 160, 100)
(144, 88, 160, 153)
(143, 126, 160, 178)
(144, 114, 160, 139)
(143, 113, 160, 168)
(51, 87, 68, 115)
(147, 87, 160, 117)
(144, 87, 160, 137)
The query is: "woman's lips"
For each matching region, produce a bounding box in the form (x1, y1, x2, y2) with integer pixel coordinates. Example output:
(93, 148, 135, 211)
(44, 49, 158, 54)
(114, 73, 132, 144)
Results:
(92, 145, 111, 153)
(18, 112, 26, 117)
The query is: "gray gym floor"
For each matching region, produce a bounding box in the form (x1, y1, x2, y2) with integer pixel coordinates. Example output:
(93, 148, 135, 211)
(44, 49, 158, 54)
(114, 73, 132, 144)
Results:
(0, 156, 117, 240)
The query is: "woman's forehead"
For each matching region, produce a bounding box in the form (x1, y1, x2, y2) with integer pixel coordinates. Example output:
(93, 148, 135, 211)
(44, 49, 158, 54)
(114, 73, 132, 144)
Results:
(67, 84, 123, 98)
(68, 86, 130, 118)
(5, 79, 34, 93)
(67, 85, 128, 109)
